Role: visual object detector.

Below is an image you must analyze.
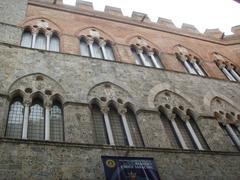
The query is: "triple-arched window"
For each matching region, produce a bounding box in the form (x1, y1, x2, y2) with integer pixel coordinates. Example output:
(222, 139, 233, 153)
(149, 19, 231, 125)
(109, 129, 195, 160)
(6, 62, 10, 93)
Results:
(131, 46, 163, 68)
(80, 37, 115, 61)
(159, 107, 209, 150)
(5, 95, 64, 141)
(21, 28, 60, 52)
(91, 102, 144, 147)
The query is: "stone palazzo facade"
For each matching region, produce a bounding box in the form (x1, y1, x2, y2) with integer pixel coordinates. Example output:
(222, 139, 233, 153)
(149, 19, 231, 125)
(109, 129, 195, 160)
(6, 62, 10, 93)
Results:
(0, 0, 240, 179)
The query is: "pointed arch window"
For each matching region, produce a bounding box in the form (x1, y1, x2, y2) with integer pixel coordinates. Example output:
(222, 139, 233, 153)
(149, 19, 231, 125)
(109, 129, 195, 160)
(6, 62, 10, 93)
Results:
(80, 37, 91, 57)
(6, 96, 24, 138)
(159, 111, 181, 149)
(21, 29, 32, 48)
(28, 97, 45, 140)
(50, 33, 60, 52)
(105, 42, 115, 60)
(35, 32, 47, 50)
(125, 107, 144, 147)
(91, 103, 109, 144)
(92, 40, 104, 59)
(108, 104, 128, 146)
(50, 100, 64, 141)
(131, 46, 142, 65)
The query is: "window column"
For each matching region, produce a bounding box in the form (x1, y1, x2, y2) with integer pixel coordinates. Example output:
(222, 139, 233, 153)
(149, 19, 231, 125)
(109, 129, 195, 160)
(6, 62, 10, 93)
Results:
(179, 54, 197, 74)
(22, 98, 31, 139)
(44, 100, 52, 140)
(228, 66, 240, 81)
(225, 124, 240, 149)
(169, 114, 188, 149)
(119, 108, 134, 146)
(101, 106, 115, 145)
(190, 58, 205, 76)
(185, 119, 204, 150)
(87, 39, 94, 57)
(149, 51, 163, 68)
(46, 31, 52, 51)
(31, 29, 38, 48)
(137, 49, 148, 66)
(219, 64, 236, 81)
(99, 40, 107, 60)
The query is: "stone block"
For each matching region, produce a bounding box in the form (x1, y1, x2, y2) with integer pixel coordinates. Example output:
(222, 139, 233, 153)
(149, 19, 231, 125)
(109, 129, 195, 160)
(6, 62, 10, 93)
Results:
(157, 17, 176, 28)
(76, 0, 93, 11)
(104, 6, 123, 16)
(231, 25, 240, 35)
(181, 23, 200, 33)
(131, 11, 151, 23)
(204, 28, 223, 39)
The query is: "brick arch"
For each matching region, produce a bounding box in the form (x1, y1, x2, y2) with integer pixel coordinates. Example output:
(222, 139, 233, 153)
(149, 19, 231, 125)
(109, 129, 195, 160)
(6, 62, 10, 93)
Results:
(173, 44, 204, 60)
(75, 26, 115, 43)
(20, 16, 62, 34)
(126, 35, 161, 51)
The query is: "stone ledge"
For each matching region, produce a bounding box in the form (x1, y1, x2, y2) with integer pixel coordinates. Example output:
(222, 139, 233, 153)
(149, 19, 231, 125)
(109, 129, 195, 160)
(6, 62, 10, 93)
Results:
(1, 138, 240, 156)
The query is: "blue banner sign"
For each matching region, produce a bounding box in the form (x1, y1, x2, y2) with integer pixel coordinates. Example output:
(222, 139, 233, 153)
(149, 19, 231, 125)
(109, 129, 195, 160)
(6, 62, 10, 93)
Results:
(101, 156, 161, 180)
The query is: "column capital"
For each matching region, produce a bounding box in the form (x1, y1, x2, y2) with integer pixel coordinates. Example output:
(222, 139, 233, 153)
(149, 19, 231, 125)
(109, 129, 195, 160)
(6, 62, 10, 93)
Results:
(99, 40, 106, 47)
(226, 64, 234, 71)
(101, 106, 109, 114)
(218, 63, 226, 69)
(86, 38, 94, 45)
(136, 48, 143, 54)
(44, 99, 52, 108)
(45, 30, 53, 37)
(189, 57, 196, 64)
(118, 107, 127, 115)
(178, 54, 187, 62)
(148, 51, 154, 56)
(31, 28, 39, 35)
(23, 97, 32, 106)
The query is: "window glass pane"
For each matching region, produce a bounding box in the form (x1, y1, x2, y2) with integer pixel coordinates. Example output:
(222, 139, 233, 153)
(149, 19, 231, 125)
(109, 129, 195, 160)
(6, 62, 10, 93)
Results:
(6, 97, 24, 138)
(189, 117, 209, 150)
(92, 41, 103, 59)
(50, 34, 60, 52)
(80, 38, 90, 56)
(175, 115, 196, 149)
(231, 124, 240, 140)
(108, 105, 128, 146)
(50, 101, 63, 141)
(92, 104, 109, 144)
(143, 51, 154, 67)
(160, 113, 180, 149)
(21, 31, 32, 48)
(125, 108, 144, 147)
(154, 53, 163, 68)
(35, 33, 46, 50)
(105, 43, 115, 60)
(131, 48, 142, 65)
(28, 98, 45, 140)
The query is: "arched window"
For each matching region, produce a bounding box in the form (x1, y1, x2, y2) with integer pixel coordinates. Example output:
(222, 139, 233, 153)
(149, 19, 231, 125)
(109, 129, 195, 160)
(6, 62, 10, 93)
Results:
(92, 40, 103, 59)
(188, 116, 209, 150)
(35, 32, 46, 50)
(131, 47, 142, 65)
(80, 37, 90, 57)
(153, 52, 164, 68)
(50, 33, 60, 52)
(21, 29, 32, 48)
(50, 100, 64, 141)
(159, 111, 180, 149)
(28, 97, 45, 140)
(175, 114, 196, 149)
(105, 42, 115, 60)
(108, 104, 128, 146)
(91, 103, 109, 144)
(125, 107, 144, 147)
(142, 49, 154, 67)
(5, 96, 24, 138)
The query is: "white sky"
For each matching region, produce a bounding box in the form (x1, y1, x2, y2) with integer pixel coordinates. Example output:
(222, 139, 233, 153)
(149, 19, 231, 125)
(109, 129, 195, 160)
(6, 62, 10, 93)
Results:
(63, 0, 240, 35)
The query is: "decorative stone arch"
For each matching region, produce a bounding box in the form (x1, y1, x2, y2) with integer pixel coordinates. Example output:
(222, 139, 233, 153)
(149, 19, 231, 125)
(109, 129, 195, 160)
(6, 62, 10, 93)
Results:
(75, 26, 115, 43)
(126, 35, 161, 52)
(21, 16, 62, 35)
(87, 81, 132, 104)
(173, 44, 204, 62)
(211, 97, 240, 124)
(8, 73, 66, 104)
